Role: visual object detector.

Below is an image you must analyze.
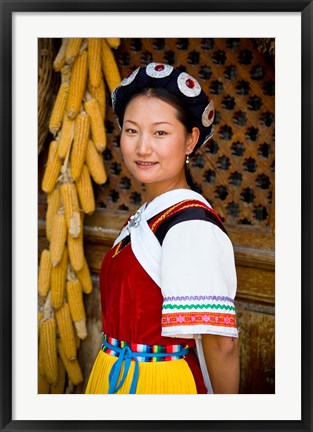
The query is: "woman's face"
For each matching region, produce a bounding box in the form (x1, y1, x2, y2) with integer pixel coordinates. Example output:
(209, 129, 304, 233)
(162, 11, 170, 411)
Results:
(120, 95, 199, 194)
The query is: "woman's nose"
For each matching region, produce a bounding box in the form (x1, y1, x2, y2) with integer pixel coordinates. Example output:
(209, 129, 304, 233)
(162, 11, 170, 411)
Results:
(136, 134, 152, 156)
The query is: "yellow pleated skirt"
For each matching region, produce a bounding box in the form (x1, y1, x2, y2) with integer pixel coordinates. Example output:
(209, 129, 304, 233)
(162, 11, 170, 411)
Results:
(85, 350, 197, 394)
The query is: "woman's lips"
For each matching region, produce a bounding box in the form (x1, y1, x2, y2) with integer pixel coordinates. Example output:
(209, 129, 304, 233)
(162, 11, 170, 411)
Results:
(135, 161, 158, 168)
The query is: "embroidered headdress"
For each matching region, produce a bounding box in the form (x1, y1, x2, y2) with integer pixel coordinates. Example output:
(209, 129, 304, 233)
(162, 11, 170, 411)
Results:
(111, 62, 215, 155)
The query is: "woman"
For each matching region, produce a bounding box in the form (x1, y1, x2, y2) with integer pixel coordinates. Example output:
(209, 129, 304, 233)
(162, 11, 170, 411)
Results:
(85, 62, 240, 394)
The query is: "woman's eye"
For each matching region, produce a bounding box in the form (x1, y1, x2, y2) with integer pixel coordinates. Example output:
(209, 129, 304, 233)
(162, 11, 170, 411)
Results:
(125, 128, 137, 134)
(155, 130, 167, 136)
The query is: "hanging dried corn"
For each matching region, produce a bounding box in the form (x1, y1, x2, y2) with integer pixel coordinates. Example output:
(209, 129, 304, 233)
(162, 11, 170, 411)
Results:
(39, 36, 122, 393)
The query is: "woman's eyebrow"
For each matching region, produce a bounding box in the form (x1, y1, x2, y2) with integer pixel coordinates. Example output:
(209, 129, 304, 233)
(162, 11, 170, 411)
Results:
(124, 120, 173, 125)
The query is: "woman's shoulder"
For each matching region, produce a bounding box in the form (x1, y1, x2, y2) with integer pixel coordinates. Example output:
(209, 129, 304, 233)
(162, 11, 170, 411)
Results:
(149, 197, 227, 246)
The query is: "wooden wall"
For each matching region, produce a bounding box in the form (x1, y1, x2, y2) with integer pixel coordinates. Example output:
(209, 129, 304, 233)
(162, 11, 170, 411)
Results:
(38, 37, 275, 394)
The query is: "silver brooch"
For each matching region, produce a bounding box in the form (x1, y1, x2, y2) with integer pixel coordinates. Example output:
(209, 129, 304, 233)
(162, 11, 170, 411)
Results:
(121, 66, 140, 86)
(127, 209, 143, 233)
(201, 100, 215, 127)
(177, 72, 201, 97)
(146, 62, 173, 78)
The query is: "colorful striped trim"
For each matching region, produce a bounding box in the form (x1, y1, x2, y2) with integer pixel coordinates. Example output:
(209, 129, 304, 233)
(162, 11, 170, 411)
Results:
(101, 334, 189, 362)
(163, 303, 236, 311)
(163, 295, 234, 304)
(162, 312, 237, 328)
(150, 199, 223, 233)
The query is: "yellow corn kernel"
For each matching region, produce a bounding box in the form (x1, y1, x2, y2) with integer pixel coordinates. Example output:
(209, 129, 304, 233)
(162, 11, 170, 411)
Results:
(40, 318, 58, 384)
(84, 96, 106, 152)
(66, 49, 88, 119)
(50, 356, 66, 394)
(50, 246, 68, 309)
(106, 37, 121, 49)
(58, 113, 75, 159)
(57, 340, 83, 386)
(65, 38, 83, 65)
(38, 249, 52, 297)
(38, 372, 50, 394)
(101, 39, 121, 93)
(60, 182, 81, 238)
(67, 228, 84, 272)
(49, 211, 67, 267)
(49, 82, 70, 136)
(66, 279, 86, 322)
(55, 302, 77, 360)
(76, 164, 95, 214)
(53, 38, 69, 71)
(46, 187, 61, 241)
(87, 38, 102, 88)
(70, 111, 90, 181)
(41, 141, 62, 194)
(85, 139, 107, 185)
(75, 256, 93, 294)
(88, 76, 106, 120)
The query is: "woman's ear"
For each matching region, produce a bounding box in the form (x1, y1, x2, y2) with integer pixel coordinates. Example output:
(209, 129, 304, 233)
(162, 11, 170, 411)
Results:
(186, 127, 200, 155)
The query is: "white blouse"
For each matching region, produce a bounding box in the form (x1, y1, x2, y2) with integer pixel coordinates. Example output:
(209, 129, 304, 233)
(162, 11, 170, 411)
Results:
(160, 219, 238, 339)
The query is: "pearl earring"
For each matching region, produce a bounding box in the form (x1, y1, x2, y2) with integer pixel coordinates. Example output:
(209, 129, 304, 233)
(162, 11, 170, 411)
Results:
(186, 155, 190, 164)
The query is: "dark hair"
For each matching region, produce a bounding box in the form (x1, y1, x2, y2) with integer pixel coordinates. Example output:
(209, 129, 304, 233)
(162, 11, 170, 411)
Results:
(118, 86, 196, 136)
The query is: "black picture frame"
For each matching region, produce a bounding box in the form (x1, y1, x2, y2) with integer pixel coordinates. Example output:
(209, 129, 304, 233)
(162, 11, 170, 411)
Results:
(1, 1, 312, 431)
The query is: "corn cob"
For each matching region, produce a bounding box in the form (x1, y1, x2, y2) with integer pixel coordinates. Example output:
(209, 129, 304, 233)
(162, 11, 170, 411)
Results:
(88, 76, 106, 120)
(53, 38, 69, 72)
(46, 187, 61, 241)
(57, 340, 83, 386)
(60, 182, 81, 238)
(50, 246, 68, 309)
(87, 38, 102, 88)
(66, 49, 88, 119)
(66, 279, 86, 321)
(55, 302, 77, 360)
(70, 111, 90, 181)
(65, 38, 83, 65)
(49, 210, 67, 267)
(50, 356, 66, 394)
(58, 113, 75, 159)
(76, 164, 95, 214)
(49, 82, 70, 136)
(61, 64, 72, 84)
(67, 228, 84, 272)
(38, 372, 50, 394)
(84, 96, 106, 152)
(41, 141, 62, 193)
(40, 318, 58, 384)
(38, 249, 52, 296)
(85, 139, 107, 185)
(38, 331, 46, 375)
(66, 278, 88, 340)
(38, 312, 43, 338)
(106, 37, 121, 49)
(101, 39, 121, 93)
(75, 256, 93, 294)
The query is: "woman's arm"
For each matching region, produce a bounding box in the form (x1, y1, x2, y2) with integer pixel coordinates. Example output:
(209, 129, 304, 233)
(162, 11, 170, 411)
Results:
(202, 333, 240, 394)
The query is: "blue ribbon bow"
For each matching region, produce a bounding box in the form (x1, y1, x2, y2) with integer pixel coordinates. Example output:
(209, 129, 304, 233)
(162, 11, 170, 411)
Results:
(102, 338, 189, 394)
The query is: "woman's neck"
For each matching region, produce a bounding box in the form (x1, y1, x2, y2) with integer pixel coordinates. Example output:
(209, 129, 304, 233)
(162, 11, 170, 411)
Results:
(145, 179, 191, 205)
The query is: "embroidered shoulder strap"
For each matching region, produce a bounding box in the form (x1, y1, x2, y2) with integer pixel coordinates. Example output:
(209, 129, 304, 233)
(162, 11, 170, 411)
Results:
(149, 199, 227, 245)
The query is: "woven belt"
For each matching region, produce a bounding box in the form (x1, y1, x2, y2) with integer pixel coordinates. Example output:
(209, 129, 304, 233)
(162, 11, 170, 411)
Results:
(101, 334, 189, 394)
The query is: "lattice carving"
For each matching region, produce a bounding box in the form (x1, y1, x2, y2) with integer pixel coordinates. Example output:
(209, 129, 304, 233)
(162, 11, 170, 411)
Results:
(95, 38, 275, 228)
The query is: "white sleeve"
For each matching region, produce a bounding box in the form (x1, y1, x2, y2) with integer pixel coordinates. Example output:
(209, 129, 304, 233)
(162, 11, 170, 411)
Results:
(160, 220, 238, 339)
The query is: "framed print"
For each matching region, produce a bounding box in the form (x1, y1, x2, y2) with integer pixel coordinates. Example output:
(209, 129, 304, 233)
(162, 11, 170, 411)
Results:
(1, 0, 312, 431)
